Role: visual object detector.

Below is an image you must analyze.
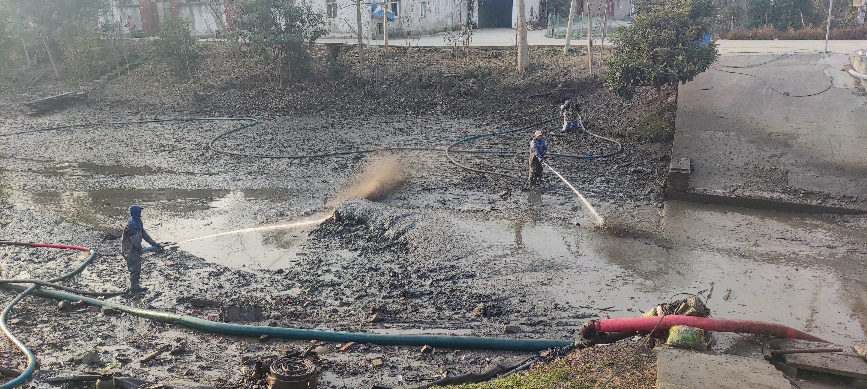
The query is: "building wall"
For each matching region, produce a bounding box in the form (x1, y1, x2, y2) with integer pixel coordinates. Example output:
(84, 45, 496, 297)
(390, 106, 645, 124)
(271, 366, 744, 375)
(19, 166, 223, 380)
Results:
(317, 0, 468, 38)
(178, 2, 225, 37)
(511, 0, 543, 28)
(103, 0, 226, 37)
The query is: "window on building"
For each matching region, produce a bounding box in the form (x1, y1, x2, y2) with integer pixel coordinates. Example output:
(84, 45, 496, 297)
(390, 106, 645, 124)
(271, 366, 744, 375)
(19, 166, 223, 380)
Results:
(419, 2, 427, 17)
(326, 0, 337, 18)
(390, 1, 400, 17)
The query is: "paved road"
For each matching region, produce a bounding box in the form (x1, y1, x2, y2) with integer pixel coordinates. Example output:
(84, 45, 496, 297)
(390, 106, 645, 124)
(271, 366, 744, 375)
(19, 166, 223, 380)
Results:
(318, 28, 866, 54)
(674, 52, 867, 211)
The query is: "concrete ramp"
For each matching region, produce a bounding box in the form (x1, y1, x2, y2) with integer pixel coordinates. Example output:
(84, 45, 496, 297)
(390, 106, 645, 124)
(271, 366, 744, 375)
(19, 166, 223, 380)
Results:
(673, 53, 867, 212)
(657, 348, 792, 389)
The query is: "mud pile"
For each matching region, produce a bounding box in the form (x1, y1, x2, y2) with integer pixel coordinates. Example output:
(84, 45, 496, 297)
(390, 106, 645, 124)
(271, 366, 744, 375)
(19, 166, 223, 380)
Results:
(315, 198, 471, 264)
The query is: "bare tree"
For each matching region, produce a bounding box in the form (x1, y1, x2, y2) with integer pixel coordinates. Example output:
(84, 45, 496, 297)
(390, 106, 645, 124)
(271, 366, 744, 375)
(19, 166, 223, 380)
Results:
(564, 0, 577, 53)
(517, 0, 529, 74)
(356, 0, 364, 63)
(203, 0, 228, 32)
(382, 0, 389, 57)
(587, 0, 593, 75)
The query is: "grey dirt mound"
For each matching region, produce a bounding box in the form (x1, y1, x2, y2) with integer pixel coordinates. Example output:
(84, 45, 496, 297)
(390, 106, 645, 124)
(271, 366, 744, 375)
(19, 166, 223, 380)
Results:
(314, 198, 472, 263)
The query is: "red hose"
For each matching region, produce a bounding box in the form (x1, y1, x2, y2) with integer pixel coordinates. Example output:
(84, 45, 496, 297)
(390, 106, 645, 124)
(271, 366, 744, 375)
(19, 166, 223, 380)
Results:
(594, 315, 827, 343)
(0, 241, 89, 252)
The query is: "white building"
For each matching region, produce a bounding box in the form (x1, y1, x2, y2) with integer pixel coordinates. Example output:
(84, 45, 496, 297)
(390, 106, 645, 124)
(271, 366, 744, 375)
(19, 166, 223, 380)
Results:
(313, 0, 544, 38)
(102, 0, 229, 38)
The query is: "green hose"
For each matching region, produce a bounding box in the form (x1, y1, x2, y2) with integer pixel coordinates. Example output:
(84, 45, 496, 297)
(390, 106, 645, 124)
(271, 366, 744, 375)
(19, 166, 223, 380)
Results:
(0, 284, 575, 352)
(0, 245, 97, 388)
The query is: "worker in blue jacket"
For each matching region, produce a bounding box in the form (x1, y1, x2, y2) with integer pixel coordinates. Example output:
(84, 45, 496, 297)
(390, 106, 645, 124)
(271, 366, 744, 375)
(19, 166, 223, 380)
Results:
(121, 205, 161, 293)
(529, 130, 548, 185)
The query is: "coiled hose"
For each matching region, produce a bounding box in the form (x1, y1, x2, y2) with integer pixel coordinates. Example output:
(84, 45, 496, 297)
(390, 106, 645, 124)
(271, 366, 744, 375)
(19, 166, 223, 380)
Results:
(0, 242, 97, 389)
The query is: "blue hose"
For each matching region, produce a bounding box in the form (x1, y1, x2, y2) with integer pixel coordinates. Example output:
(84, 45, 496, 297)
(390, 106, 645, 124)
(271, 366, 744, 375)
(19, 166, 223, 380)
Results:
(0, 284, 575, 352)
(0, 286, 37, 388)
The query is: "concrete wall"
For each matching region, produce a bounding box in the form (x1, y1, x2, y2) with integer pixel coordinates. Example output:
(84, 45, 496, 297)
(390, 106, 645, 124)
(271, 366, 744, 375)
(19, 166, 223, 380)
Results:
(316, 0, 467, 38)
(852, 53, 867, 90)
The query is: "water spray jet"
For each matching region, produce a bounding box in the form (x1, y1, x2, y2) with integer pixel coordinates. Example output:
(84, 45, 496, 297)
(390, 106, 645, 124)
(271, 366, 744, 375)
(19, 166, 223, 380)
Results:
(542, 161, 605, 226)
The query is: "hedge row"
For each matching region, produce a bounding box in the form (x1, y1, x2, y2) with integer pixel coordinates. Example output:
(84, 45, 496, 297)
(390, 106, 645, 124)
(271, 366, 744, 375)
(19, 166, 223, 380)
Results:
(727, 26, 867, 40)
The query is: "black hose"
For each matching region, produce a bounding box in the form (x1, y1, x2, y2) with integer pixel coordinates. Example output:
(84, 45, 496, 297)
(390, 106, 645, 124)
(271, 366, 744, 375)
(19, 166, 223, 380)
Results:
(710, 52, 834, 98)
(2, 115, 624, 180)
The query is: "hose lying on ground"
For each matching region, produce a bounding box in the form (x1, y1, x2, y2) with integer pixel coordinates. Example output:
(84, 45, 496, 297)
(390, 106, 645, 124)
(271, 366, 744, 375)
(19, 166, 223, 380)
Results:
(445, 114, 622, 179)
(0, 283, 576, 352)
(0, 241, 97, 389)
(1, 116, 623, 180)
(583, 316, 827, 343)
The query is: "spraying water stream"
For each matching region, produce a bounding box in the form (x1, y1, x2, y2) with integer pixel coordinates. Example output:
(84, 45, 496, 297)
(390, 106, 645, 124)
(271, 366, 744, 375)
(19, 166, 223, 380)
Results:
(542, 161, 605, 226)
(172, 217, 329, 245)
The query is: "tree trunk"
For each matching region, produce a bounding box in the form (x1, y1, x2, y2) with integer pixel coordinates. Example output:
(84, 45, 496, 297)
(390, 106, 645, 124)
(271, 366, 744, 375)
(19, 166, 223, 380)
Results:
(43, 36, 63, 79)
(563, 0, 577, 54)
(21, 37, 32, 67)
(656, 85, 663, 112)
(382, 0, 389, 57)
(587, 0, 593, 75)
(600, 11, 607, 68)
(356, 0, 365, 63)
(516, 0, 529, 74)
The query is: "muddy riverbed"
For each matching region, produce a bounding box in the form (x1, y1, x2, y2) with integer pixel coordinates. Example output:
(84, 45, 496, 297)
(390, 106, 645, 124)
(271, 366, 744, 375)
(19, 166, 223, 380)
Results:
(1, 48, 866, 387)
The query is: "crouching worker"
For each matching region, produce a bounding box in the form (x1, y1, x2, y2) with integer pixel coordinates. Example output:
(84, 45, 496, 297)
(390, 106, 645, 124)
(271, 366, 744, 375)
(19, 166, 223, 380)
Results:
(121, 205, 161, 293)
(529, 130, 548, 185)
(560, 97, 581, 133)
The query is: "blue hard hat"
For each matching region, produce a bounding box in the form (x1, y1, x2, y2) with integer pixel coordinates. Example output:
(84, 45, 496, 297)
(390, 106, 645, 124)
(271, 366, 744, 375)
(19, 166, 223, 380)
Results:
(129, 205, 144, 217)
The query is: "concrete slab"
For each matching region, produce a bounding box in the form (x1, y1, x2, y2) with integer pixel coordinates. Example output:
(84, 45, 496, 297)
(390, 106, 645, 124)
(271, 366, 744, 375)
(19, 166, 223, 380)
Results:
(673, 53, 867, 212)
(785, 352, 867, 380)
(657, 347, 792, 389)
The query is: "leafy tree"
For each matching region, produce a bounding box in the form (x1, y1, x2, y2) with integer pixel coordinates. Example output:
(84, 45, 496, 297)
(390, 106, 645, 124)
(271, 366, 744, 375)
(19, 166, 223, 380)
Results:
(771, 0, 813, 30)
(236, 0, 326, 80)
(153, 19, 201, 79)
(603, 0, 719, 102)
(746, 0, 772, 28)
(0, 0, 108, 78)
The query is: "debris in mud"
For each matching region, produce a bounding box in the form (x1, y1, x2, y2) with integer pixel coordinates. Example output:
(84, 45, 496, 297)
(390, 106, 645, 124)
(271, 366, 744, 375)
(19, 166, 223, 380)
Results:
(222, 304, 264, 322)
(23, 92, 87, 116)
(141, 345, 171, 363)
(472, 303, 487, 317)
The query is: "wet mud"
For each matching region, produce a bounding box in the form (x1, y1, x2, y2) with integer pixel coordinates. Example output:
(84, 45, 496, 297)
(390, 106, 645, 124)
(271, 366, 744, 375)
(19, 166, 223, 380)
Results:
(1, 49, 866, 388)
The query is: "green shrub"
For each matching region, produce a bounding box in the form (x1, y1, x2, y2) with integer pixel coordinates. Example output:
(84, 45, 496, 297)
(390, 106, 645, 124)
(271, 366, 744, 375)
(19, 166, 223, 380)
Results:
(237, 0, 327, 80)
(59, 30, 109, 81)
(727, 26, 867, 40)
(153, 19, 201, 79)
(632, 112, 674, 143)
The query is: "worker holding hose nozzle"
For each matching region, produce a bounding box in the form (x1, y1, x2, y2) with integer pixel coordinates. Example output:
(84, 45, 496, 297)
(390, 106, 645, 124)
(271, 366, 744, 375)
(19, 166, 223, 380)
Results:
(529, 130, 548, 185)
(121, 205, 162, 294)
(560, 97, 581, 134)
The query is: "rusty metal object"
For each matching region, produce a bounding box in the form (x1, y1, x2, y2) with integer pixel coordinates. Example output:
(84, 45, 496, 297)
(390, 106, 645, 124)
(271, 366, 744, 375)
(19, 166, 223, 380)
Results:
(267, 357, 317, 389)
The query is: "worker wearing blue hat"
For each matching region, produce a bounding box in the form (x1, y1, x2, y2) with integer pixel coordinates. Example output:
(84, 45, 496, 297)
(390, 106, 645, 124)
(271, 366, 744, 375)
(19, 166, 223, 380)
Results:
(121, 205, 161, 293)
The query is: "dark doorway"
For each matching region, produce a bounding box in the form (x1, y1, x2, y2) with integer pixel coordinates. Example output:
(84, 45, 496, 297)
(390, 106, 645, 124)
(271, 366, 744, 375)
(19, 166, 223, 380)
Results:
(478, 0, 512, 28)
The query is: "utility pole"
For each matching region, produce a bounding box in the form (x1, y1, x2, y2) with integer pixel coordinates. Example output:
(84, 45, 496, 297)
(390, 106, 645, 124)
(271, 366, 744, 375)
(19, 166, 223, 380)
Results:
(563, 0, 577, 54)
(824, 0, 832, 54)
